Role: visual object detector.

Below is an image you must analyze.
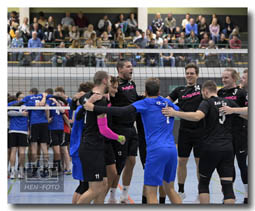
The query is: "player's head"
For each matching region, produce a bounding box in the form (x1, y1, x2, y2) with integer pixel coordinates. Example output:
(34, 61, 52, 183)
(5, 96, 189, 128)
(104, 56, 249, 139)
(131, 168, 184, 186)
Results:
(93, 71, 109, 93)
(185, 63, 199, 86)
(222, 68, 239, 89)
(201, 80, 217, 99)
(45, 88, 54, 95)
(109, 76, 119, 97)
(78, 82, 94, 93)
(55, 86, 65, 97)
(16, 91, 24, 101)
(145, 77, 160, 97)
(117, 59, 133, 81)
(241, 69, 248, 89)
(29, 88, 39, 95)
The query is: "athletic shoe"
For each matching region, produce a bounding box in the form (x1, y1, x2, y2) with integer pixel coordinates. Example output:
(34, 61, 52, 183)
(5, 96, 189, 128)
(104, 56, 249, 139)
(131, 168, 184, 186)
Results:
(64, 169, 72, 175)
(119, 196, 129, 204)
(108, 198, 118, 204)
(193, 195, 200, 203)
(178, 192, 186, 200)
(40, 168, 49, 178)
(17, 171, 24, 179)
(10, 171, 15, 179)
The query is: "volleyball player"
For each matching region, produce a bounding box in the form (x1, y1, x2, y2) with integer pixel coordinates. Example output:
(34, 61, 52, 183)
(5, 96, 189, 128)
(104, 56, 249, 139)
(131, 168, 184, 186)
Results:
(217, 68, 248, 204)
(167, 63, 204, 200)
(76, 71, 125, 204)
(84, 77, 182, 204)
(162, 80, 237, 204)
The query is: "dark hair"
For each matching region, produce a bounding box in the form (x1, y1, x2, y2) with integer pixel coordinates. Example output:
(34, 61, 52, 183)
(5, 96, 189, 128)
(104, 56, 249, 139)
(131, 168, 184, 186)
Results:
(78, 82, 94, 92)
(116, 59, 131, 72)
(93, 71, 109, 85)
(185, 63, 199, 75)
(55, 86, 65, 93)
(45, 88, 54, 95)
(202, 80, 217, 93)
(16, 91, 23, 99)
(8, 95, 17, 103)
(110, 76, 118, 85)
(243, 69, 248, 74)
(145, 77, 160, 96)
(30, 88, 39, 95)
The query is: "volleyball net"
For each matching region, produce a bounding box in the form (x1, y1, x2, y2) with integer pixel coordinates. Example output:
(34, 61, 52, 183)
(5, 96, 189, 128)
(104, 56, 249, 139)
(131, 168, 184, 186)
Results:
(8, 48, 248, 99)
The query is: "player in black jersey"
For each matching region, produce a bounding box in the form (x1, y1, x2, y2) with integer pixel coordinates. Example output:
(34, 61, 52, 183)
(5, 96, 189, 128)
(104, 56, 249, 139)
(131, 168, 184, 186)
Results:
(168, 63, 204, 200)
(163, 80, 237, 204)
(218, 68, 248, 204)
(76, 71, 125, 204)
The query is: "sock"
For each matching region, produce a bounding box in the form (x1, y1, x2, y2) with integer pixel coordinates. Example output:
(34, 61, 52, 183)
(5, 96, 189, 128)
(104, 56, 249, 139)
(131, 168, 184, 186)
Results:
(122, 185, 129, 199)
(109, 188, 117, 200)
(142, 195, 147, 204)
(11, 166, 15, 173)
(159, 197, 166, 204)
(244, 184, 248, 198)
(178, 183, 184, 193)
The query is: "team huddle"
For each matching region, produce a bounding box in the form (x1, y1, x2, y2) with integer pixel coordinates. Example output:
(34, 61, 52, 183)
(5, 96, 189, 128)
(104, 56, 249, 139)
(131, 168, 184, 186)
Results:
(8, 59, 248, 204)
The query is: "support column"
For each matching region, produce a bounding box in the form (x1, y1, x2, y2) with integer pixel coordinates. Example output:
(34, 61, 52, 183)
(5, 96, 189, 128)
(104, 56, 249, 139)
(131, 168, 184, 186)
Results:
(138, 7, 148, 32)
(19, 8, 30, 24)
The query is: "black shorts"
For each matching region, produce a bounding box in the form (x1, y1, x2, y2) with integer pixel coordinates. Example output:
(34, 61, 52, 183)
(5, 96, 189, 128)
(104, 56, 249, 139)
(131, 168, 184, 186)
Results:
(8, 133, 29, 147)
(104, 140, 116, 166)
(79, 142, 106, 182)
(232, 130, 248, 154)
(8, 133, 11, 149)
(75, 181, 89, 195)
(60, 132, 70, 147)
(50, 130, 64, 146)
(31, 123, 49, 143)
(177, 130, 201, 158)
(199, 149, 234, 179)
(111, 126, 138, 175)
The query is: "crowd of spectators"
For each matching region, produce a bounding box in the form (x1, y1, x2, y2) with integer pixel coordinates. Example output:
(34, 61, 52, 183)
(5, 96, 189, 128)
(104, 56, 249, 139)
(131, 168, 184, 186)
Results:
(8, 11, 246, 67)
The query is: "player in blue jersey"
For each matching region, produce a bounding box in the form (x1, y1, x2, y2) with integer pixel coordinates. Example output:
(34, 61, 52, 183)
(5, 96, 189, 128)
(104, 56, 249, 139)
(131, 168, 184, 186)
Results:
(84, 77, 182, 204)
(8, 92, 29, 179)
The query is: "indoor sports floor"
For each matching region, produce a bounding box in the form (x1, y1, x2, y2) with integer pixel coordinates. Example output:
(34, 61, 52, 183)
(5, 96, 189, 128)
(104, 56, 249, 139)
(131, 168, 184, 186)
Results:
(8, 151, 246, 204)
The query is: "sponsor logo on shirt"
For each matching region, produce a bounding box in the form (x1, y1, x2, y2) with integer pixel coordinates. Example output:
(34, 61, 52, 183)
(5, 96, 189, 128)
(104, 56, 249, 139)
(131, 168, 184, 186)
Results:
(224, 96, 237, 100)
(182, 91, 200, 99)
(121, 85, 134, 91)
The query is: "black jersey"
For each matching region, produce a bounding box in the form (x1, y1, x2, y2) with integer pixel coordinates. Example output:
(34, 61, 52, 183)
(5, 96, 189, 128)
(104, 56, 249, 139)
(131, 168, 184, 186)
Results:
(76, 91, 108, 150)
(110, 78, 140, 127)
(198, 96, 238, 151)
(217, 86, 247, 133)
(169, 84, 204, 136)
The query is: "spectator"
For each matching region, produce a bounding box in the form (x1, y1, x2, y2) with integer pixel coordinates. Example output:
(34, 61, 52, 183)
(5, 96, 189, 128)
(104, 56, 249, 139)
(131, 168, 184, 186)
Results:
(44, 16, 55, 44)
(186, 30, 199, 48)
(217, 33, 233, 67)
(151, 13, 164, 34)
(204, 40, 219, 67)
(175, 37, 187, 66)
(95, 38, 107, 67)
(229, 34, 241, 49)
(83, 38, 96, 66)
(30, 22, 44, 41)
(133, 29, 142, 43)
(155, 31, 163, 48)
(199, 32, 210, 49)
(61, 12, 75, 32)
(30, 17, 41, 31)
(101, 31, 112, 48)
(135, 31, 148, 48)
(222, 16, 235, 38)
(196, 15, 203, 25)
(90, 32, 97, 47)
(114, 27, 125, 48)
(181, 13, 190, 32)
(185, 18, 198, 37)
(198, 16, 209, 40)
(160, 38, 175, 67)
(51, 42, 67, 67)
(28, 31, 43, 61)
(114, 14, 128, 35)
(209, 17, 220, 44)
(8, 11, 19, 27)
(98, 15, 112, 34)
(54, 24, 67, 45)
(74, 11, 88, 30)
(217, 33, 229, 49)
(66, 40, 81, 67)
(83, 24, 96, 40)
(69, 25, 80, 42)
(164, 13, 176, 35)
(9, 21, 19, 39)
(106, 24, 114, 40)
(173, 26, 182, 40)
(146, 39, 159, 66)
(18, 17, 30, 45)
(127, 13, 138, 36)
(11, 30, 24, 61)
(38, 11, 47, 29)
(145, 29, 154, 42)
(229, 26, 240, 40)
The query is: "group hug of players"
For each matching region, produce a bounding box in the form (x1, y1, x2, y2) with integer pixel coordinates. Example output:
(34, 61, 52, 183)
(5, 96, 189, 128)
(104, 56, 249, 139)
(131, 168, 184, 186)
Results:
(8, 59, 248, 204)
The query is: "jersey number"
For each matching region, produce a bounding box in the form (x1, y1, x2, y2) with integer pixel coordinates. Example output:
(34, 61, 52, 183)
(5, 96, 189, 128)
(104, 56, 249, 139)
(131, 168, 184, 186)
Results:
(219, 112, 226, 124)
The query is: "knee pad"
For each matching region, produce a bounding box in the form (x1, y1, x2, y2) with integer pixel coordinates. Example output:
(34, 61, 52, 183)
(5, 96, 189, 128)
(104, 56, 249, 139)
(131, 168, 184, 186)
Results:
(221, 180, 235, 200)
(199, 175, 210, 194)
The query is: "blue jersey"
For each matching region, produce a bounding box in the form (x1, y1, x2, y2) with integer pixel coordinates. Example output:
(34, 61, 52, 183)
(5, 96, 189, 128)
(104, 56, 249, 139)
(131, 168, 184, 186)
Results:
(132, 96, 179, 153)
(70, 106, 84, 181)
(66, 97, 73, 120)
(8, 101, 29, 134)
(48, 100, 64, 131)
(22, 94, 49, 125)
